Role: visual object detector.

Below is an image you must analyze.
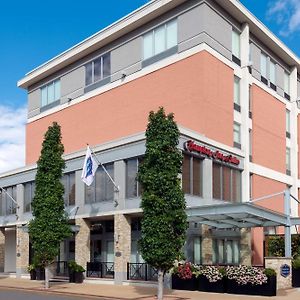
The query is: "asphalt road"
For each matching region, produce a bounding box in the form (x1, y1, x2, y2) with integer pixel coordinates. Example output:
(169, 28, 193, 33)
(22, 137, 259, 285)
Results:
(0, 288, 113, 300)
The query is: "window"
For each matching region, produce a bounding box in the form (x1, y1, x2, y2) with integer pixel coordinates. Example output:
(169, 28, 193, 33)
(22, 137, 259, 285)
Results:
(284, 71, 290, 99)
(232, 30, 240, 64)
(0, 186, 17, 216)
(85, 163, 114, 203)
(143, 19, 177, 60)
(260, 53, 268, 83)
(213, 238, 240, 265)
(24, 181, 35, 213)
(249, 85, 252, 118)
(182, 155, 203, 196)
(234, 122, 241, 149)
(193, 236, 201, 265)
(85, 53, 111, 86)
(126, 157, 143, 198)
(213, 163, 241, 202)
(286, 109, 291, 138)
(286, 147, 291, 175)
(269, 60, 276, 90)
(41, 79, 61, 107)
(249, 173, 253, 200)
(62, 172, 75, 206)
(234, 76, 240, 111)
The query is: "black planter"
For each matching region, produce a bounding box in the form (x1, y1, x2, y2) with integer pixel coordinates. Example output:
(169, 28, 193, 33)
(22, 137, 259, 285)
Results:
(226, 276, 276, 297)
(172, 275, 197, 291)
(197, 275, 226, 293)
(74, 272, 84, 283)
(35, 268, 45, 281)
(30, 270, 36, 280)
(69, 271, 75, 283)
(292, 268, 300, 287)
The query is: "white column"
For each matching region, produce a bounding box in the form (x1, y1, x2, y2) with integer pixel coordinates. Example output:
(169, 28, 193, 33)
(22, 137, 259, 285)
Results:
(240, 22, 251, 202)
(289, 66, 298, 219)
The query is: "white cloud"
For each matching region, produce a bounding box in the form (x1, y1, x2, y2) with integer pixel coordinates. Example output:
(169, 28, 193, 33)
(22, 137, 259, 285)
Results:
(0, 105, 26, 174)
(267, 0, 300, 36)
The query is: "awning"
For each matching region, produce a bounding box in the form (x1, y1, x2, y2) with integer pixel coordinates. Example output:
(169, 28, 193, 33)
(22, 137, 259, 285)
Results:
(187, 202, 300, 229)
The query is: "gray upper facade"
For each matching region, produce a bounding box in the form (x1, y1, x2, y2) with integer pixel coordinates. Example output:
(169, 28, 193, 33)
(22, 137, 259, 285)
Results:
(26, 0, 300, 119)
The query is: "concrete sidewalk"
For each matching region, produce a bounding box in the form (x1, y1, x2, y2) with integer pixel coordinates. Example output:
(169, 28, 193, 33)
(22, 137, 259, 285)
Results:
(0, 277, 299, 300)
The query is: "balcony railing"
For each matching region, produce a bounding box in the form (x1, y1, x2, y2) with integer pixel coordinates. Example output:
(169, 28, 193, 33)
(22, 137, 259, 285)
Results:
(127, 263, 158, 281)
(86, 261, 114, 278)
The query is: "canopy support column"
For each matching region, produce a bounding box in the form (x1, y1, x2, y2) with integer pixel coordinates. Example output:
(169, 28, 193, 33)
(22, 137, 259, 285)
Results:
(284, 189, 292, 257)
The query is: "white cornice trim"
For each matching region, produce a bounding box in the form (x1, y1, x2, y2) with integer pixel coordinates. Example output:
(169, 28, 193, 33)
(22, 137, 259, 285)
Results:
(19, 0, 300, 89)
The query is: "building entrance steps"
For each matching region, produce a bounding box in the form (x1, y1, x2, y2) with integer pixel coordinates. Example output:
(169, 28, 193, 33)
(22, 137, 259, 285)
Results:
(0, 277, 299, 299)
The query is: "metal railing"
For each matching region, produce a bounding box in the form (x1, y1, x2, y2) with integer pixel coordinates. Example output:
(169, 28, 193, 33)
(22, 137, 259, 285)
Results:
(86, 262, 114, 278)
(55, 261, 69, 277)
(127, 263, 158, 281)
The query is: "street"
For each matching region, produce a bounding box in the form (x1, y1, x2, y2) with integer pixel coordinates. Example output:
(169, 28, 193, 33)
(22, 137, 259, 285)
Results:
(0, 288, 111, 300)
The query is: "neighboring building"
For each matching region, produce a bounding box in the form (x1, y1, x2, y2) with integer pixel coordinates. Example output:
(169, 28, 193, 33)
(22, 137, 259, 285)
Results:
(0, 0, 300, 284)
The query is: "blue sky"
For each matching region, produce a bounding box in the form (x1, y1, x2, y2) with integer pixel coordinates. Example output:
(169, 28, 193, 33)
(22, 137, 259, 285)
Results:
(0, 0, 300, 173)
(0, 0, 299, 109)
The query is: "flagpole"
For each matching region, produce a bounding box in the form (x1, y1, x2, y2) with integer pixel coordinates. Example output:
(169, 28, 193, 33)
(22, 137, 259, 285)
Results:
(87, 144, 120, 192)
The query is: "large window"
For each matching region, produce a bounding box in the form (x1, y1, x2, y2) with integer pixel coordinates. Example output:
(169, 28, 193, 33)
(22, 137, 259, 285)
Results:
(85, 53, 111, 86)
(286, 147, 291, 176)
(284, 71, 290, 99)
(213, 163, 241, 202)
(269, 60, 276, 89)
(126, 157, 143, 199)
(182, 155, 203, 196)
(233, 122, 241, 149)
(85, 163, 114, 203)
(213, 238, 240, 265)
(62, 172, 75, 206)
(286, 109, 291, 138)
(232, 30, 240, 64)
(260, 53, 268, 83)
(0, 186, 17, 216)
(143, 19, 177, 60)
(234, 76, 240, 111)
(24, 181, 35, 213)
(41, 79, 61, 107)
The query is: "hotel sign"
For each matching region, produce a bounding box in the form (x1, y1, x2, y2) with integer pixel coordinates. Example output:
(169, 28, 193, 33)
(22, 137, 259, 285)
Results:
(184, 140, 240, 166)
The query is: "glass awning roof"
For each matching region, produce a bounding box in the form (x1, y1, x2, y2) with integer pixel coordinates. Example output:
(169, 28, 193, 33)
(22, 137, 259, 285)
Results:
(187, 202, 300, 229)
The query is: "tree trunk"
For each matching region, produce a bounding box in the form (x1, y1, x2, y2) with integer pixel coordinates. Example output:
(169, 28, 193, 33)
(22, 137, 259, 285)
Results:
(45, 266, 50, 289)
(157, 269, 164, 300)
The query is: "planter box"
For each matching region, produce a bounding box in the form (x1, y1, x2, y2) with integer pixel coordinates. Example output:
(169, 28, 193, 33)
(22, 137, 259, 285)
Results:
(197, 275, 226, 293)
(172, 275, 197, 291)
(30, 270, 36, 280)
(35, 268, 45, 281)
(226, 276, 276, 297)
(69, 271, 84, 283)
(292, 268, 300, 287)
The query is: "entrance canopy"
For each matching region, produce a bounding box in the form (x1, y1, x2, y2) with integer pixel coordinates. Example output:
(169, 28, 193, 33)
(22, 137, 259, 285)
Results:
(187, 202, 300, 230)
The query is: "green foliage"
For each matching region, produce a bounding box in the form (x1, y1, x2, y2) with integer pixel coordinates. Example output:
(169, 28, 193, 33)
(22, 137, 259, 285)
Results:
(268, 237, 285, 257)
(292, 257, 300, 269)
(264, 268, 277, 277)
(137, 107, 188, 272)
(267, 235, 300, 259)
(68, 260, 85, 273)
(28, 122, 71, 267)
(27, 264, 35, 272)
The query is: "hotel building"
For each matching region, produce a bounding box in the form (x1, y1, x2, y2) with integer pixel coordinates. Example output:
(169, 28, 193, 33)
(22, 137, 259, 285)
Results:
(0, 0, 300, 284)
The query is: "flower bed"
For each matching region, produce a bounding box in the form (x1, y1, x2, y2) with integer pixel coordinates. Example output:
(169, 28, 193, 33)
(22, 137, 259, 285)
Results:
(171, 262, 197, 291)
(171, 262, 277, 296)
(197, 266, 226, 293)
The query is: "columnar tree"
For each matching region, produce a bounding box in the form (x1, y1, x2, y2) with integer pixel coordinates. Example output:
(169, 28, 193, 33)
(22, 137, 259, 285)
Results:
(138, 107, 187, 300)
(28, 122, 71, 288)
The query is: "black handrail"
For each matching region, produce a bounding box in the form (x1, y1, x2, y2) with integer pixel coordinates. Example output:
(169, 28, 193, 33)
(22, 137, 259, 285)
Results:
(86, 261, 114, 278)
(127, 263, 158, 281)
